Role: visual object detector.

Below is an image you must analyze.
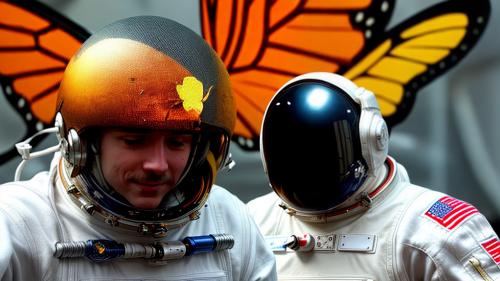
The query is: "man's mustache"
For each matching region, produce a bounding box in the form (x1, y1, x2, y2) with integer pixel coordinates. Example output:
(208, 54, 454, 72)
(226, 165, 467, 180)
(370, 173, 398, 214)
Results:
(129, 172, 174, 184)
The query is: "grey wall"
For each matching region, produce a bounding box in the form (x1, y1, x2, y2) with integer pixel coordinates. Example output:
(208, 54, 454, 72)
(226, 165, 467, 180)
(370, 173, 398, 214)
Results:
(1, 0, 500, 223)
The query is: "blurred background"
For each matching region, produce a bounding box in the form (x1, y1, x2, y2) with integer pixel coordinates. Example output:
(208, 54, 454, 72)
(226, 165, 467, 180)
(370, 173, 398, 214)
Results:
(1, 0, 499, 227)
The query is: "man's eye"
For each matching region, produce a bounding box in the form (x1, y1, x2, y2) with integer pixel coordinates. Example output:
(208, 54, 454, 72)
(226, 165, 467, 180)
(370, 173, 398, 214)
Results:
(121, 137, 145, 146)
(167, 139, 185, 148)
(167, 137, 191, 149)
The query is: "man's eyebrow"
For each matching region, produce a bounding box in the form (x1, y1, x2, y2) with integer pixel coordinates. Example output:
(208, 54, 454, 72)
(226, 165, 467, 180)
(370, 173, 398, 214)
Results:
(113, 128, 151, 134)
(113, 128, 194, 136)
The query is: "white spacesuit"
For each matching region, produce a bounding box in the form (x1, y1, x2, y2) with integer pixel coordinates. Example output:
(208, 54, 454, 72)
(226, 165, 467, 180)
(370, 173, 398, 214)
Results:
(0, 16, 276, 281)
(247, 72, 500, 280)
(1, 155, 275, 280)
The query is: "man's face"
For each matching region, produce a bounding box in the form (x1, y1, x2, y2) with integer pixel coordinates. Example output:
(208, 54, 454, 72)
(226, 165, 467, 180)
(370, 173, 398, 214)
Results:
(100, 128, 193, 209)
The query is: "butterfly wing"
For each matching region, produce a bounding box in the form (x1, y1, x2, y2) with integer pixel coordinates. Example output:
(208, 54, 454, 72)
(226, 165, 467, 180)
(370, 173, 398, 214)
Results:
(201, 0, 395, 150)
(0, 0, 89, 164)
(342, 0, 490, 128)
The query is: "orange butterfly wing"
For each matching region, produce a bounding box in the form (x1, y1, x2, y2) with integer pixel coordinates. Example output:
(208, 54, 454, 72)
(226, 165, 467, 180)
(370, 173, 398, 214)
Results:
(201, 0, 395, 149)
(0, 0, 89, 164)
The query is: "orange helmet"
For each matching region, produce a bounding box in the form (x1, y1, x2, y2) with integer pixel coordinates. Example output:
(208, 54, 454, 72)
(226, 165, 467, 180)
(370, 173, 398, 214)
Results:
(55, 16, 235, 236)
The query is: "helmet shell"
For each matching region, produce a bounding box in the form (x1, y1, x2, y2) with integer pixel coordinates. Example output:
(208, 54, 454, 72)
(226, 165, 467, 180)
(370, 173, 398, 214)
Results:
(261, 73, 370, 214)
(57, 16, 235, 136)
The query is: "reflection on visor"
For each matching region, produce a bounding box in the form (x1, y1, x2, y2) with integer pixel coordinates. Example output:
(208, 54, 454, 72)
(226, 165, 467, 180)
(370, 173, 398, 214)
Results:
(306, 87, 330, 110)
(162, 189, 186, 208)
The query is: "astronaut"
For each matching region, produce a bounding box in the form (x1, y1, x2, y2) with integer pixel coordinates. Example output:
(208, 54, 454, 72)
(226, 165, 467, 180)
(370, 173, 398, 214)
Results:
(0, 16, 276, 280)
(247, 72, 500, 280)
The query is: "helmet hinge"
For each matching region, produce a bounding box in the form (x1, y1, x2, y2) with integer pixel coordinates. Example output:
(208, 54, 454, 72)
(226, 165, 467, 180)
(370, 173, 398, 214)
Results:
(357, 192, 373, 208)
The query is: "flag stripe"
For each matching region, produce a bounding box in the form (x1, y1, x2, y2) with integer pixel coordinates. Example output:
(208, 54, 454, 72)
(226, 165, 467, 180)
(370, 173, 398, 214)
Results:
(482, 238, 500, 264)
(447, 209, 479, 230)
(483, 238, 498, 248)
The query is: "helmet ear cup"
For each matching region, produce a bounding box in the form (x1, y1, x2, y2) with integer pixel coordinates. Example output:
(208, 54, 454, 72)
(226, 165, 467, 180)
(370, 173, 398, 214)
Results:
(55, 112, 87, 177)
(66, 129, 87, 176)
(355, 88, 389, 175)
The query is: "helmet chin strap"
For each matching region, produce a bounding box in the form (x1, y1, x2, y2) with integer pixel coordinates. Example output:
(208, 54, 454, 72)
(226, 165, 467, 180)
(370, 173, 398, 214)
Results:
(14, 127, 62, 181)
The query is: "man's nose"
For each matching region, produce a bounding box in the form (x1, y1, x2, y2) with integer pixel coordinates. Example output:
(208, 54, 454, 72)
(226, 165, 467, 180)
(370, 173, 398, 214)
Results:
(142, 139, 168, 173)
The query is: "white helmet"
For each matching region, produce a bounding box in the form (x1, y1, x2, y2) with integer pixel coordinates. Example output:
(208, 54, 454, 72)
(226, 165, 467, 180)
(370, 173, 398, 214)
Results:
(261, 72, 388, 217)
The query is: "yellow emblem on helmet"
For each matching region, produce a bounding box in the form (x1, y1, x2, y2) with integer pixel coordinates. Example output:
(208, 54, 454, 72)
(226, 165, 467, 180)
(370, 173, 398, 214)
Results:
(176, 76, 212, 114)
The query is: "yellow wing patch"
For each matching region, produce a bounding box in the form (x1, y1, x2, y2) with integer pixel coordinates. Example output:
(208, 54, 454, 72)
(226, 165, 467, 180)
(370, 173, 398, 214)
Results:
(176, 76, 212, 114)
(344, 12, 473, 118)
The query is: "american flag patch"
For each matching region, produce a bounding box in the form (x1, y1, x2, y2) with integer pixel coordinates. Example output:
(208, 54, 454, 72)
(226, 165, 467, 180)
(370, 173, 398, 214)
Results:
(482, 238, 500, 264)
(424, 196, 479, 230)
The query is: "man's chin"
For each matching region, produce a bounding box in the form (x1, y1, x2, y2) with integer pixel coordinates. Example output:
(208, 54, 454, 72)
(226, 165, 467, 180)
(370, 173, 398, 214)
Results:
(130, 199, 163, 210)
